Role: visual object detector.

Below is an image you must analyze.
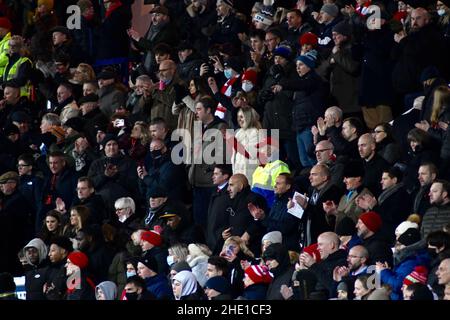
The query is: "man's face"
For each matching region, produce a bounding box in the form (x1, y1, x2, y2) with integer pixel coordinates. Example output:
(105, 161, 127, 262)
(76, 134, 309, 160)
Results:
(52, 31, 67, 46)
(4, 87, 20, 104)
(429, 182, 446, 205)
(158, 61, 175, 82)
(124, 283, 141, 295)
(309, 166, 327, 188)
(17, 161, 32, 176)
(380, 172, 396, 190)
(151, 12, 166, 26)
(65, 259, 79, 276)
(317, 236, 334, 260)
(149, 196, 167, 209)
(83, 83, 96, 96)
(341, 121, 354, 141)
(8, 40, 20, 55)
(287, 12, 302, 29)
(165, 216, 181, 230)
(77, 181, 94, 200)
(418, 166, 434, 186)
(149, 124, 167, 140)
(315, 143, 332, 164)
(347, 248, 364, 271)
(26, 247, 39, 265)
(48, 244, 66, 263)
(55, 61, 69, 74)
(358, 136, 375, 160)
(57, 85, 71, 104)
(13, 121, 29, 134)
(216, 1, 229, 17)
(134, 79, 146, 95)
(80, 102, 96, 115)
(411, 9, 429, 31)
(178, 49, 192, 64)
(195, 103, 209, 123)
(104, 140, 119, 158)
(155, 52, 170, 65)
(343, 176, 361, 191)
(356, 219, 370, 239)
(436, 259, 450, 285)
(274, 175, 290, 195)
(227, 177, 242, 199)
(265, 33, 279, 51)
(206, 263, 222, 279)
(212, 168, 228, 186)
(137, 262, 152, 279)
(48, 156, 65, 175)
(332, 32, 346, 46)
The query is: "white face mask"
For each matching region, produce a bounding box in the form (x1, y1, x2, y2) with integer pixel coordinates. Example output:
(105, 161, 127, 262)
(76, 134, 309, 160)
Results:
(118, 215, 127, 223)
(242, 82, 254, 92)
(166, 255, 175, 266)
(438, 8, 446, 16)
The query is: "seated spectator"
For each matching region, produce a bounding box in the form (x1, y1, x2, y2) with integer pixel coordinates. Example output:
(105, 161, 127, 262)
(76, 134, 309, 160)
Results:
(172, 270, 203, 300)
(204, 276, 232, 300)
(95, 281, 118, 300)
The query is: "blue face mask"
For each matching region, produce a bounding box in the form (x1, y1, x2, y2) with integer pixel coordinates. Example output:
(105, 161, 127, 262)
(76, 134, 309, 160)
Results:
(166, 255, 175, 266)
(224, 69, 233, 79)
(126, 271, 136, 278)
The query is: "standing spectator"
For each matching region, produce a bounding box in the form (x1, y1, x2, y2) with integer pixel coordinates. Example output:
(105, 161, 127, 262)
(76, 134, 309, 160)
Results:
(137, 256, 173, 300)
(421, 180, 450, 238)
(372, 123, 402, 165)
(21, 238, 49, 300)
(65, 251, 95, 300)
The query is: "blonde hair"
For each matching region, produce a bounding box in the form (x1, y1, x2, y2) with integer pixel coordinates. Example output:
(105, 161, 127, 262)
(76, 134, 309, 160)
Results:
(237, 107, 262, 129)
(223, 236, 255, 258)
(133, 121, 150, 145)
(73, 63, 96, 83)
(430, 86, 450, 124)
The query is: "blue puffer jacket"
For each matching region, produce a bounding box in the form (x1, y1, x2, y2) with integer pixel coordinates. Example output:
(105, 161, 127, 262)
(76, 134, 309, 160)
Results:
(380, 249, 430, 300)
(144, 274, 173, 300)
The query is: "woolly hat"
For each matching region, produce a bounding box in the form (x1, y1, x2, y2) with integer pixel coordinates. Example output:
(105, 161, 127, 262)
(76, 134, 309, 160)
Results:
(254, 11, 274, 27)
(0, 171, 19, 184)
(398, 228, 421, 246)
(336, 217, 356, 237)
(296, 50, 318, 69)
(11, 111, 31, 123)
(50, 236, 73, 253)
(67, 251, 89, 269)
(137, 255, 159, 272)
(419, 66, 440, 83)
(320, 3, 339, 17)
(78, 93, 99, 105)
(261, 231, 282, 244)
(343, 160, 365, 178)
(403, 266, 429, 286)
(395, 221, 419, 239)
(358, 211, 382, 233)
(0, 17, 12, 30)
(241, 69, 258, 84)
(303, 243, 322, 263)
(332, 21, 352, 37)
(245, 265, 272, 284)
(141, 230, 162, 247)
(299, 32, 318, 47)
(171, 261, 192, 273)
(100, 133, 118, 147)
(3, 124, 19, 136)
(204, 276, 231, 293)
(150, 5, 169, 16)
(273, 45, 292, 60)
(223, 57, 243, 73)
(38, 0, 54, 10)
(337, 281, 348, 292)
(97, 69, 116, 80)
(64, 117, 85, 133)
(51, 26, 71, 38)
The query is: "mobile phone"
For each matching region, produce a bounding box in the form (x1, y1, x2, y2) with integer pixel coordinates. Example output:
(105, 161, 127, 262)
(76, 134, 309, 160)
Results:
(226, 245, 235, 257)
(116, 119, 125, 127)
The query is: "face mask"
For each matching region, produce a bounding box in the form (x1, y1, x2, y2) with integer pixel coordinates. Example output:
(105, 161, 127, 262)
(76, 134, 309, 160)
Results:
(118, 215, 127, 223)
(224, 69, 233, 79)
(242, 82, 253, 92)
(125, 292, 138, 300)
(126, 271, 136, 278)
(438, 9, 446, 16)
(166, 255, 175, 266)
(151, 149, 163, 159)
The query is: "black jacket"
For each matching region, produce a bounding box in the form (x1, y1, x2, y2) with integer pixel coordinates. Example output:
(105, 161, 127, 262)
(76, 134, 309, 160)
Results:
(362, 233, 393, 266)
(206, 183, 231, 254)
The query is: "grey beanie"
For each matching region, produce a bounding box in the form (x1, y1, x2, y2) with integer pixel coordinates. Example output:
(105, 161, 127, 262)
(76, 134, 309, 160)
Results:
(261, 231, 282, 244)
(320, 4, 339, 17)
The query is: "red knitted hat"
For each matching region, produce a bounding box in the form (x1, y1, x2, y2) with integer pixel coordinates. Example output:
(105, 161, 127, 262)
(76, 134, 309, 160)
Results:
(303, 243, 322, 263)
(299, 32, 318, 47)
(0, 17, 12, 30)
(241, 69, 258, 84)
(403, 266, 428, 286)
(141, 230, 162, 247)
(359, 211, 382, 233)
(67, 251, 89, 269)
(245, 265, 272, 285)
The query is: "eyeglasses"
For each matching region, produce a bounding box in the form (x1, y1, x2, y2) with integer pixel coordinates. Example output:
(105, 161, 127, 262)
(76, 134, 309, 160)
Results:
(315, 148, 332, 153)
(116, 208, 127, 211)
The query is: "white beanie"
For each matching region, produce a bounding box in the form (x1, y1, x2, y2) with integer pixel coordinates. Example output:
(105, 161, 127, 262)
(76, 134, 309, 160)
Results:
(395, 221, 419, 239)
(262, 231, 282, 244)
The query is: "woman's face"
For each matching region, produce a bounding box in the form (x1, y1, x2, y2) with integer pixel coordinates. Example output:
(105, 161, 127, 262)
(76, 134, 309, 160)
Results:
(353, 279, 370, 298)
(172, 279, 182, 299)
(237, 111, 246, 128)
(131, 125, 142, 139)
(70, 210, 81, 227)
(189, 80, 197, 95)
(46, 216, 59, 232)
(410, 140, 419, 152)
(372, 126, 387, 143)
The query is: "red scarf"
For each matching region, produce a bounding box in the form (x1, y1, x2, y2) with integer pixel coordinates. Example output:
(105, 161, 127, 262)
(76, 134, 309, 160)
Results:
(105, 1, 122, 19)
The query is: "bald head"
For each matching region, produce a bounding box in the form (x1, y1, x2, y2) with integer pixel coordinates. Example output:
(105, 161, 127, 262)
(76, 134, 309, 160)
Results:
(411, 8, 430, 31)
(150, 138, 166, 155)
(159, 60, 177, 83)
(317, 232, 340, 260)
(437, 258, 450, 285)
(325, 106, 343, 126)
(227, 174, 249, 199)
(347, 245, 369, 270)
(315, 140, 334, 164)
(358, 133, 376, 160)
